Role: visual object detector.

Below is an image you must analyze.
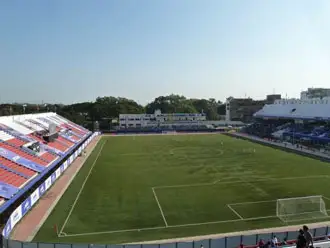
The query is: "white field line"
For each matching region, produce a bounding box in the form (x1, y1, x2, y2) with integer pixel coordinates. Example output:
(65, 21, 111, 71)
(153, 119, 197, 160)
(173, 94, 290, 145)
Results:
(229, 199, 276, 206)
(105, 132, 222, 137)
(112, 148, 223, 157)
(323, 196, 330, 201)
(152, 187, 169, 227)
(227, 204, 244, 219)
(58, 214, 278, 238)
(58, 205, 330, 238)
(153, 175, 328, 190)
(58, 140, 107, 235)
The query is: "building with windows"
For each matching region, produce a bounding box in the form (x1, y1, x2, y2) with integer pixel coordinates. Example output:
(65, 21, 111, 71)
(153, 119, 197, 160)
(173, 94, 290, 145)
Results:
(119, 109, 206, 129)
(300, 88, 330, 100)
(225, 94, 281, 123)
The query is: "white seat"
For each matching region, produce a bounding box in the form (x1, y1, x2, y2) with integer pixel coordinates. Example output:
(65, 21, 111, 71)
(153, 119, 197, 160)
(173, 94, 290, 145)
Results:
(0, 131, 14, 141)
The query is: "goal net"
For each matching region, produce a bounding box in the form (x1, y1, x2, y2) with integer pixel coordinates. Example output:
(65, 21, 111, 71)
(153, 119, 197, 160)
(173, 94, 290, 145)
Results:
(276, 195, 328, 223)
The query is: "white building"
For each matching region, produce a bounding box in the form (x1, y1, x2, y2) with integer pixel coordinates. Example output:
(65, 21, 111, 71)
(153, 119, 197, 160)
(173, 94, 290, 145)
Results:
(300, 88, 330, 100)
(119, 109, 206, 128)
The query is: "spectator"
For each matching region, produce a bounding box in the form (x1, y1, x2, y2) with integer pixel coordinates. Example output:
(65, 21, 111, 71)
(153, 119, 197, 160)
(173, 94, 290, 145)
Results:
(281, 238, 289, 248)
(270, 241, 276, 248)
(272, 236, 278, 245)
(303, 225, 313, 247)
(258, 239, 265, 248)
(297, 229, 307, 248)
(282, 238, 288, 245)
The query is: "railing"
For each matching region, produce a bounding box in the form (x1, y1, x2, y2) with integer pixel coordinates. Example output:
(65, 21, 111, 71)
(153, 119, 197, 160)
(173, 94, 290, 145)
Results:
(2, 226, 330, 248)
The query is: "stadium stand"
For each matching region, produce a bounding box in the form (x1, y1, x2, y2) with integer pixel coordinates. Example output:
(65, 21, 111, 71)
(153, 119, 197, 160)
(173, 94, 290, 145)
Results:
(0, 112, 91, 207)
(242, 98, 330, 147)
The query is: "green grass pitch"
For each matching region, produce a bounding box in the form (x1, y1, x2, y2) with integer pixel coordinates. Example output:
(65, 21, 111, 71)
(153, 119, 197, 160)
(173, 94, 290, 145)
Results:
(33, 134, 330, 244)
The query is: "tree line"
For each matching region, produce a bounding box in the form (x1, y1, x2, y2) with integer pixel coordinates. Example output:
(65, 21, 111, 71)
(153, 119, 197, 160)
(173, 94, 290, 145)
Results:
(0, 94, 227, 130)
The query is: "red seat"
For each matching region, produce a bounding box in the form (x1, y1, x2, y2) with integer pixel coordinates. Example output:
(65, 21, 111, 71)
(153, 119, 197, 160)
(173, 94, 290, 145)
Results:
(40, 152, 58, 162)
(28, 134, 68, 152)
(6, 138, 26, 146)
(0, 156, 37, 177)
(63, 124, 85, 136)
(70, 135, 80, 141)
(0, 143, 47, 166)
(0, 167, 27, 187)
(57, 136, 74, 147)
(47, 140, 68, 152)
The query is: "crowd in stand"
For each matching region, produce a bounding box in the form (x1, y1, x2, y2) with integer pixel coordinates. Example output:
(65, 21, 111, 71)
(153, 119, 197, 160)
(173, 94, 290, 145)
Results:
(232, 225, 314, 248)
(255, 225, 313, 248)
(241, 120, 330, 155)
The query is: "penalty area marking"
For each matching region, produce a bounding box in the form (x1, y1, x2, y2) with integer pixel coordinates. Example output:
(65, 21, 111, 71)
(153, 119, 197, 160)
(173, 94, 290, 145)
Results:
(227, 204, 244, 219)
(57, 214, 278, 238)
(152, 187, 169, 227)
(57, 174, 330, 238)
(57, 198, 330, 238)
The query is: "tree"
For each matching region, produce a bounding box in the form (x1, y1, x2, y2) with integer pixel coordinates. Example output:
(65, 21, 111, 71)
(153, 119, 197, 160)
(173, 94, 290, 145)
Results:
(0, 94, 225, 122)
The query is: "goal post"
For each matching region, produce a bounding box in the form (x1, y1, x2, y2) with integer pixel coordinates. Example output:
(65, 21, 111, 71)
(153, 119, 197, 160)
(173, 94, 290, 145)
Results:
(276, 195, 328, 223)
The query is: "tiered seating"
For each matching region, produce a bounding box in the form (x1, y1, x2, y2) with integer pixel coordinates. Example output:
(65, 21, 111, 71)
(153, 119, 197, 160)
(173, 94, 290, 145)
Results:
(0, 157, 36, 177)
(22, 120, 44, 132)
(69, 122, 89, 133)
(28, 134, 68, 152)
(14, 121, 36, 132)
(39, 152, 57, 162)
(27, 119, 48, 130)
(62, 124, 85, 136)
(70, 135, 80, 141)
(47, 140, 68, 152)
(57, 136, 74, 147)
(0, 167, 27, 187)
(0, 112, 90, 204)
(64, 130, 81, 141)
(0, 130, 26, 146)
(6, 138, 26, 146)
(0, 130, 15, 141)
(0, 142, 48, 166)
(254, 97, 330, 119)
(4, 121, 32, 135)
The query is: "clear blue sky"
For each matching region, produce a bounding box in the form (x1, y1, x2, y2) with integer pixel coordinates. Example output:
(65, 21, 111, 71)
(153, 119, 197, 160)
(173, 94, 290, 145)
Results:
(1, 0, 330, 104)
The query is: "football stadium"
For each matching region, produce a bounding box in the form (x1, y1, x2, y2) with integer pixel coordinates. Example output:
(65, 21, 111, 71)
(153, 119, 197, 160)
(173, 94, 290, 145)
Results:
(2, 95, 330, 248)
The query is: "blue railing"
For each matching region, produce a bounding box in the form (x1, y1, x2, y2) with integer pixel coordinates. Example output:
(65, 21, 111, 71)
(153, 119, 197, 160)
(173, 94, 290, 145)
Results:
(3, 225, 330, 248)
